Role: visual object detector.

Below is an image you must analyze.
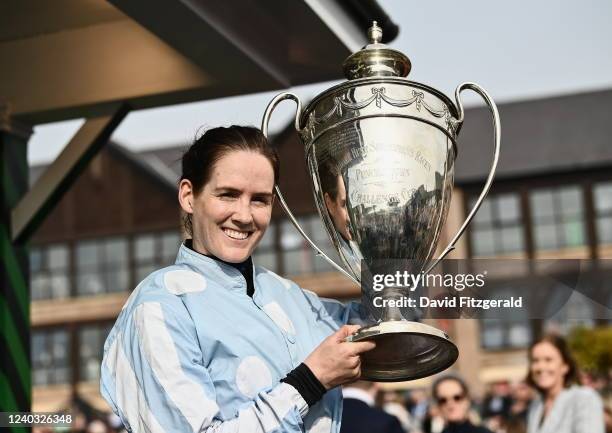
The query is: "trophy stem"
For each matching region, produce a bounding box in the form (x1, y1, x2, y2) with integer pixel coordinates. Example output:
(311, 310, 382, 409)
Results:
(380, 287, 406, 322)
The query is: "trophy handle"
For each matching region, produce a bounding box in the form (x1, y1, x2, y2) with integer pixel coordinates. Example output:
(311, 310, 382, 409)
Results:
(261, 93, 359, 284)
(424, 82, 501, 274)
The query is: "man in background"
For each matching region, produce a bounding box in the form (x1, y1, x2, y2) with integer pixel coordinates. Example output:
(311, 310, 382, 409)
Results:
(341, 381, 406, 433)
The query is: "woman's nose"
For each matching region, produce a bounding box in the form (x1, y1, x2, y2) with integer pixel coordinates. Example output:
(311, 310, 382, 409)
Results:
(232, 199, 253, 224)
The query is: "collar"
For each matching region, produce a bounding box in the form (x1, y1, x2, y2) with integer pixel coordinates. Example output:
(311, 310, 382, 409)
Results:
(342, 387, 375, 407)
(175, 241, 255, 294)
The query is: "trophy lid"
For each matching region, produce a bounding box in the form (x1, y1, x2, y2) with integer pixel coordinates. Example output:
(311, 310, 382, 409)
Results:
(342, 21, 411, 80)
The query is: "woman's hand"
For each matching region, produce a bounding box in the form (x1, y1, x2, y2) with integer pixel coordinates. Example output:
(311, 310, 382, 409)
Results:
(304, 325, 376, 390)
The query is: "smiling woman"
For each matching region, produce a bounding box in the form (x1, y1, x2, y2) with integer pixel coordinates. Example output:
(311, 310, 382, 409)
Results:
(178, 127, 277, 265)
(99, 125, 376, 433)
(526, 334, 604, 433)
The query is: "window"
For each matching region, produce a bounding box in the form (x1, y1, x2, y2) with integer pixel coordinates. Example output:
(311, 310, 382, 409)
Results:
(530, 186, 586, 250)
(470, 193, 525, 257)
(32, 232, 181, 299)
(79, 323, 112, 382)
(32, 328, 70, 386)
(594, 181, 612, 244)
(480, 286, 531, 350)
(134, 231, 181, 282)
(281, 215, 337, 275)
(30, 244, 70, 300)
(76, 237, 129, 295)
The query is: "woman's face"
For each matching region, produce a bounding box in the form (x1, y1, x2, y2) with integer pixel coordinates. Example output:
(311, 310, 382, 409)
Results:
(529, 341, 569, 393)
(436, 380, 470, 423)
(180, 150, 275, 263)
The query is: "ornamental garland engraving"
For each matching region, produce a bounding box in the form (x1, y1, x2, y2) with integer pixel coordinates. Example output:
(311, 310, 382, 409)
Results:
(304, 87, 459, 140)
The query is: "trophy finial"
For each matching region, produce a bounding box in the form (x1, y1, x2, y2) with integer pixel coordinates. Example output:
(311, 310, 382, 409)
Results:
(368, 21, 383, 44)
(342, 23, 411, 79)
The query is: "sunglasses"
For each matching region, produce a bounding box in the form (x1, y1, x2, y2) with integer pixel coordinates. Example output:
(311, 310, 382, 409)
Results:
(437, 394, 465, 405)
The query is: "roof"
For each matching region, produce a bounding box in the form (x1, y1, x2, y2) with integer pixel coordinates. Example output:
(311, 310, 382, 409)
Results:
(455, 88, 612, 184)
(1, 0, 398, 124)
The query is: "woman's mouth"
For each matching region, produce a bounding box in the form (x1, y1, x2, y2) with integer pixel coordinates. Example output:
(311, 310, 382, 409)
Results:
(223, 228, 251, 240)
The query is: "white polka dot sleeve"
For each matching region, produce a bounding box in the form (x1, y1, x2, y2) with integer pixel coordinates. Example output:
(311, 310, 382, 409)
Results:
(100, 299, 309, 433)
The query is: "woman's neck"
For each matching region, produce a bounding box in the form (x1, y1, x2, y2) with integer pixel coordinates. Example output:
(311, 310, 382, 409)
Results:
(544, 381, 564, 402)
(185, 239, 255, 297)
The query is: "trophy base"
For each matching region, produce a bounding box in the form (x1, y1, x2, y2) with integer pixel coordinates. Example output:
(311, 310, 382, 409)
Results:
(347, 321, 459, 382)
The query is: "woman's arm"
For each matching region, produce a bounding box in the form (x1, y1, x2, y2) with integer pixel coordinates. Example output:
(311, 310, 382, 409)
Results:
(101, 299, 308, 433)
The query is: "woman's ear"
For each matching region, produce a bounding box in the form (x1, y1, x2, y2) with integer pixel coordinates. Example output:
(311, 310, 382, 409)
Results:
(178, 179, 195, 214)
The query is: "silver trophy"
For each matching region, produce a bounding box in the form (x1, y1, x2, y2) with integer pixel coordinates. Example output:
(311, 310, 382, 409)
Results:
(261, 22, 500, 381)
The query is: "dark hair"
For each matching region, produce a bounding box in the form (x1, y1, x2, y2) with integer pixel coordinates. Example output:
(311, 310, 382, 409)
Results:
(319, 157, 341, 200)
(526, 333, 579, 392)
(180, 125, 279, 235)
(432, 374, 470, 401)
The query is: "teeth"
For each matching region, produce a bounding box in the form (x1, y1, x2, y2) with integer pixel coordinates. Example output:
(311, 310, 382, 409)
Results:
(224, 228, 249, 240)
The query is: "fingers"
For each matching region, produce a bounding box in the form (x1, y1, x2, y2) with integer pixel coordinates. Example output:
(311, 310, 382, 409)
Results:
(335, 324, 361, 340)
(349, 340, 376, 354)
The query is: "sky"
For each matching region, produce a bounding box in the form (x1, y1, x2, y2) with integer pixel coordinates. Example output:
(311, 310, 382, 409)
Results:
(28, 0, 612, 165)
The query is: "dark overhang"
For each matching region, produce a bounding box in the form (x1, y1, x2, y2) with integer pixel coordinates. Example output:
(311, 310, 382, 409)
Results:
(0, 0, 398, 124)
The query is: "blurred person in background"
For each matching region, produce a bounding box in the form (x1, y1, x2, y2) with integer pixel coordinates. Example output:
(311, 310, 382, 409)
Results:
(432, 375, 493, 433)
(86, 419, 109, 433)
(509, 381, 533, 422)
(340, 381, 405, 433)
(71, 410, 87, 433)
(422, 404, 445, 433)
(382, 390, 415, 432)
(504, 379, 533, 433)
(526, 334, 604, 433)
(432, 376, 492, 433)
(481, 381, 512, 429)
(408, 389, 431, 431)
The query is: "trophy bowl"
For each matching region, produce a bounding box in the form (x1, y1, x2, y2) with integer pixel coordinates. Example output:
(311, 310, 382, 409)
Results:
(262, 22, 500, 381)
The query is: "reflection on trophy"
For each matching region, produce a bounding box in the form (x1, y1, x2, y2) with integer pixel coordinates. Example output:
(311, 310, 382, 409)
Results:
(262, 22, 500, 381)
(320, 158, 351, 243)
(319, 158, 364, 274)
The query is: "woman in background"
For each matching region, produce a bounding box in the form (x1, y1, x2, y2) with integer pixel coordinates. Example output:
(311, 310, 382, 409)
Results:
(526, 334, 604, 433)
(432, 375, 493, 433)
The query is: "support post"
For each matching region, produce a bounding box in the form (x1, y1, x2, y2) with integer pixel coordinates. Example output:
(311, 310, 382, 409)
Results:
(0, 102, 33, 433)
(11, 103, 130, 243)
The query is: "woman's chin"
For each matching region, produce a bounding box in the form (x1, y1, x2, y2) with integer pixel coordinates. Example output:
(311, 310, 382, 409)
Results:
(217, 246, 252, 263)
(534, 379, 555, 390)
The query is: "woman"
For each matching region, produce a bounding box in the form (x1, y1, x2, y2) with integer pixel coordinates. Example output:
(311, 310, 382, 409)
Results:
(100, 126, 375, 433)
(526, 334, 604, 433)
(432, 375, 493, 433)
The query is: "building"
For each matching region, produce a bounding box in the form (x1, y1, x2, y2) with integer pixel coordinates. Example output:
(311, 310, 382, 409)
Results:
(28, 88, 612, 410)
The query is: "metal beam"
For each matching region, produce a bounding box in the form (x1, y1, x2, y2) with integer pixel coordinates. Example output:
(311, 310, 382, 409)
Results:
(0, 105, 32, 428)
(11, 103, 130, 243)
